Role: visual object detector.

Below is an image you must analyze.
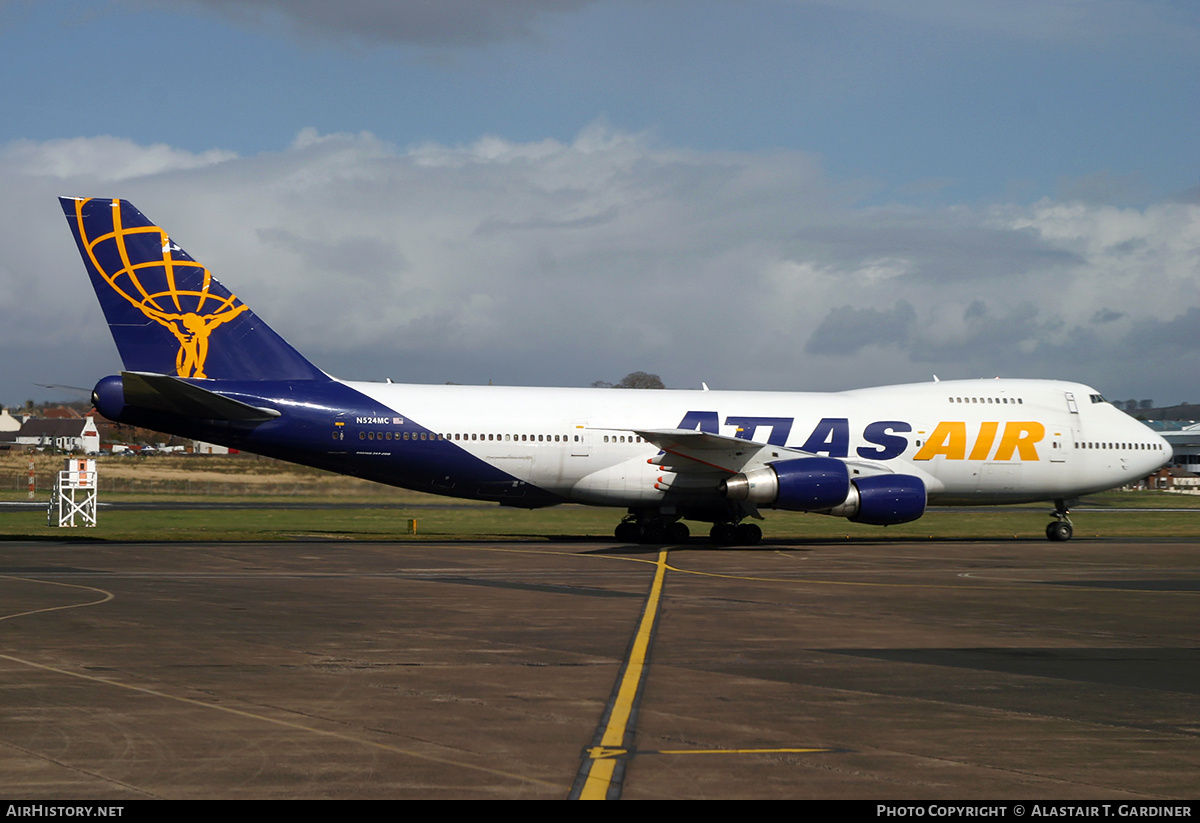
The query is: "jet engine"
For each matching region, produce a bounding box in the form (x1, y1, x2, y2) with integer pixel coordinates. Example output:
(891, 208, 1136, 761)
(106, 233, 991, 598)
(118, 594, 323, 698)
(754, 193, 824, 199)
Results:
(824, 473, 926, 525)
(720, 457, 926, 526)
(92, 374, 126, 421)
(719, 457, 850, 511)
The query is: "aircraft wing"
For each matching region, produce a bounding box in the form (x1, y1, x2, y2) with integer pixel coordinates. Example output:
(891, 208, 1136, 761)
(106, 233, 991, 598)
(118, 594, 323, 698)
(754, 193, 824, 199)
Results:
(631, 427, 900, 478)
(631, 428, 800, 475)
(121, 372, 282, 422)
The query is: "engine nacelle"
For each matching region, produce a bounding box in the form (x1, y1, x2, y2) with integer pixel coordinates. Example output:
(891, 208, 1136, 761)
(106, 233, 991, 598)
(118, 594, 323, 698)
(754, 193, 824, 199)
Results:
(826, 474, 926, 526)
(92, 374, 126, 421)
(720, 457, 850, 511)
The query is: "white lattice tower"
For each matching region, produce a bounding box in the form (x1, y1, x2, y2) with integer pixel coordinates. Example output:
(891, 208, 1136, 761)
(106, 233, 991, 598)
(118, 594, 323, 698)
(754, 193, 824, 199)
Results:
(48, 458, 97, 527)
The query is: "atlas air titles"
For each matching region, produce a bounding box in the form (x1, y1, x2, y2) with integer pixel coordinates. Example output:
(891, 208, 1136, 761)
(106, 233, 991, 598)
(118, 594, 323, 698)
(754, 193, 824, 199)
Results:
(677, 411, 1046, 462)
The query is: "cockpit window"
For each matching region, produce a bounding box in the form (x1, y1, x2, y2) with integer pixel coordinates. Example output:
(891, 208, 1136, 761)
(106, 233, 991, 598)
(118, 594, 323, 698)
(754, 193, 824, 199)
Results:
(1090, 394, 1107, 404)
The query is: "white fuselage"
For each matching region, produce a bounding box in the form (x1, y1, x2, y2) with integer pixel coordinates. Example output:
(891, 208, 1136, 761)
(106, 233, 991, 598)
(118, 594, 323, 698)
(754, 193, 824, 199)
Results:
(342, 377, 1171, 509)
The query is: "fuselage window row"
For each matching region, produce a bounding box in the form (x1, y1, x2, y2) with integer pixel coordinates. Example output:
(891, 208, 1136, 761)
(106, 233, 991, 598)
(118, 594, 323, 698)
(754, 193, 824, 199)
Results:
(352, 432, 593, 443)
(949, 397, 1024, 404)
(358, 431, 444, 441)
(1074, 442, 1162, 450)
(351, 431, 645, 444)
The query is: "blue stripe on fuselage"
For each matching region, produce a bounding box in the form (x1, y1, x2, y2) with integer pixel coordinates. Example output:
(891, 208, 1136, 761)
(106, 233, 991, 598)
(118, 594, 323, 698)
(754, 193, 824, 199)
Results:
(107, 378, 566, 508)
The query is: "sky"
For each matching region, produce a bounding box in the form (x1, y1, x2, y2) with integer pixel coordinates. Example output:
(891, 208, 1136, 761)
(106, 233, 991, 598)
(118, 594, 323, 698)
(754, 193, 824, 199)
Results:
(1, 0, 1198, 407)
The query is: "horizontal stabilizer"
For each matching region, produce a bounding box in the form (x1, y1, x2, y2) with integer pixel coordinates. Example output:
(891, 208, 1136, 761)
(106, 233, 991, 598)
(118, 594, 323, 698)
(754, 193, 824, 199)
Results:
(122, 372, 281, 421)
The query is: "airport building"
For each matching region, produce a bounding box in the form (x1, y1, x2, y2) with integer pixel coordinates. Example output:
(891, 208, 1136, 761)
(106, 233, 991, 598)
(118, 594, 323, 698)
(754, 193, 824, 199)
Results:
(1146, 420, 1200, 470)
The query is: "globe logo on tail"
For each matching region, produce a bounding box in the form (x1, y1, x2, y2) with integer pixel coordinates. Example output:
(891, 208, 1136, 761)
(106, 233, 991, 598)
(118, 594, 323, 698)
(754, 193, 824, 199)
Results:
(78, 200, 248, 379)
(134, 283, 249, 378)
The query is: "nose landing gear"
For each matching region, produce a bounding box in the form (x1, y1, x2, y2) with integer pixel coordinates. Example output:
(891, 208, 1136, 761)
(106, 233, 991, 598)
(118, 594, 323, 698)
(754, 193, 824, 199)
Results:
(1046, 499, 1073, 541)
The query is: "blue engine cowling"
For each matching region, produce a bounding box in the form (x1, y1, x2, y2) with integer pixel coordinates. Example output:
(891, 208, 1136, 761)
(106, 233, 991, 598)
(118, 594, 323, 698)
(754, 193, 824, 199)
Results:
(720, 457, 851, 511)
(842, 474, 926, 525)
(92, 374, 126, 421)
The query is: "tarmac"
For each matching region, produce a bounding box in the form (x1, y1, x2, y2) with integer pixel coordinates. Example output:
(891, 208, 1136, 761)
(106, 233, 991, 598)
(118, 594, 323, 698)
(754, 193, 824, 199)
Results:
(1, 535, 1198, 799)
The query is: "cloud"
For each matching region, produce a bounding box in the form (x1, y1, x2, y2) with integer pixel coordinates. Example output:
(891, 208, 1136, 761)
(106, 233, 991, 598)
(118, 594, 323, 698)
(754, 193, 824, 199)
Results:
(1132, 306, 1200, 353)
(162, 0, 597, 47)
(805, 300, 916, 355)
(826, 0, 1200, 45)
(156, 0, 1200, 52)
(0, 136, 236, 181)
(2, 125, 1197, 407)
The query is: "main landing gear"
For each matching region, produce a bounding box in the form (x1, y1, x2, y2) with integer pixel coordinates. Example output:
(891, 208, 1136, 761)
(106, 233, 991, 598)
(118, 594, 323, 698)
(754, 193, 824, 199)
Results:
(614, 516, 690, 544)
(1046, 499, 1073, 542)
(613, 515, 762, 546)
(708, 521, 762, 546)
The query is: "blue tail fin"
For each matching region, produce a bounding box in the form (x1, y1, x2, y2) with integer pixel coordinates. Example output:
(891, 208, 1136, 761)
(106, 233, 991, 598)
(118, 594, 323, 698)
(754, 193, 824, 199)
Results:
(61, 197, 327, 382)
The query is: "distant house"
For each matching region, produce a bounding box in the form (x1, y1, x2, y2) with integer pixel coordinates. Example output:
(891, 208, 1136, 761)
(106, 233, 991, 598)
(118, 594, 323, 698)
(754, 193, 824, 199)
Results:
(14, 416, 100, 453)
(1139, 467, 1200, 493)
(0, 409, 21, 449)
(0, 408, 21, 433)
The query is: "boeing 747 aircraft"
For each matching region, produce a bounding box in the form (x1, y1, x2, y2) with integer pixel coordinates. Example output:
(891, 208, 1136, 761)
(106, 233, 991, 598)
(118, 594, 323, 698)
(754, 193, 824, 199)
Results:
(61, 197, 1172, 544)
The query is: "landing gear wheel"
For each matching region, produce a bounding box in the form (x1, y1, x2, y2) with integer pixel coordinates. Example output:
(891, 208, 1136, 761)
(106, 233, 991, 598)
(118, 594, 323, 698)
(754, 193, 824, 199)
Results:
(736, 523, 762, 545)
(1046, 521, 1073, 542)
(666, 521, 690, 543)
(639, 522, 666, 544)
(710, 522, 738, 546)
(614, 521, 640, 542)
(1046, 499, 1074, 542)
